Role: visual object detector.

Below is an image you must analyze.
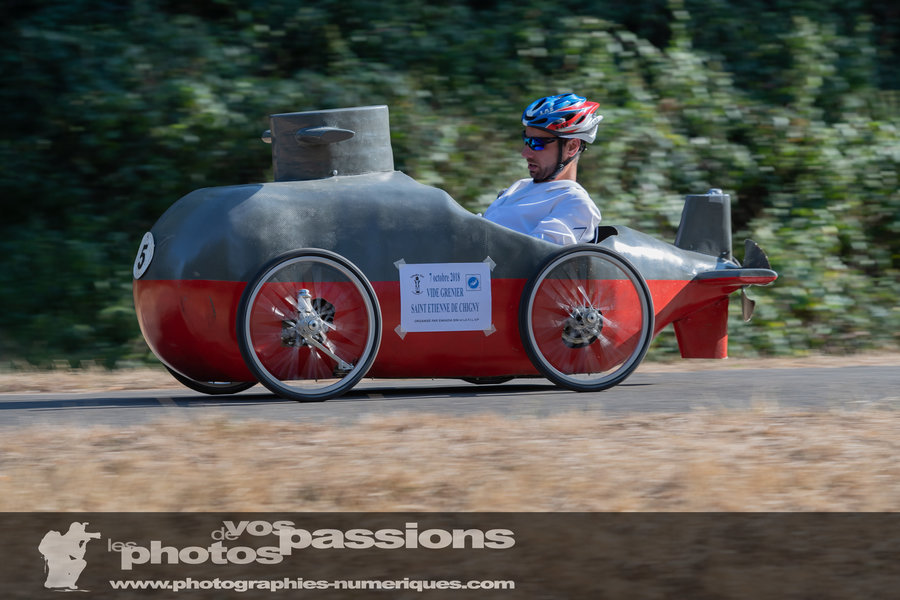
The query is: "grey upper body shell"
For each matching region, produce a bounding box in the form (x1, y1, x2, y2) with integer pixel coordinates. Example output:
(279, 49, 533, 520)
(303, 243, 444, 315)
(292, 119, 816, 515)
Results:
(143, 170, 723, 285)
(142, 104, 726, 286)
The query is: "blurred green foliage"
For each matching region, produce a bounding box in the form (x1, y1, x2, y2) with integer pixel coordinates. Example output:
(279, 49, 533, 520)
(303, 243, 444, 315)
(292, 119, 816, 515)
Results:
(1, 0, 897, 367)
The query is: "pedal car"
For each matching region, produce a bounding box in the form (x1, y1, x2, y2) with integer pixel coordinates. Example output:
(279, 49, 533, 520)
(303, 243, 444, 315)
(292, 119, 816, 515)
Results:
(132, 105, 777, 401)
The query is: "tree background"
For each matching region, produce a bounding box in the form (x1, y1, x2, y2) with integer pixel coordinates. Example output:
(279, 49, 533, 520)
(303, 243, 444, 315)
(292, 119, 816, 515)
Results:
(1, 0, 897, 368)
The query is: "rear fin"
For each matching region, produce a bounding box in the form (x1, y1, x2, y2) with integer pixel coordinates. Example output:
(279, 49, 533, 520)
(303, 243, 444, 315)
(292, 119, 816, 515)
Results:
(742, 239, 771, 269)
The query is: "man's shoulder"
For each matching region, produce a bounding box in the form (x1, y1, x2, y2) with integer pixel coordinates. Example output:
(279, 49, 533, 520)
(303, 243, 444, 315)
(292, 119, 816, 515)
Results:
(501, 178, 593, 203)
(507, 178, 533, 193)
(546, 179, 588, 192)
(496, 178, 532, 199)
(542, 180, 592, 202)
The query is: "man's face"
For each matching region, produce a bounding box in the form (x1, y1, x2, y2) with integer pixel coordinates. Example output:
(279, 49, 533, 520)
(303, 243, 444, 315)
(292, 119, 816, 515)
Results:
(522, 126, 576, 181)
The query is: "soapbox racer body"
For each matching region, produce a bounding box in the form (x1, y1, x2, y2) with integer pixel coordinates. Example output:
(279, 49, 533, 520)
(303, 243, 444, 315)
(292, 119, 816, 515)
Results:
(132, 106, 776, 401)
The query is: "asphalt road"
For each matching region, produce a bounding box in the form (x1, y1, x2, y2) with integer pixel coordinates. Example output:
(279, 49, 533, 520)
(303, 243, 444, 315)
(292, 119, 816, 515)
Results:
(1, 365, 897, 428)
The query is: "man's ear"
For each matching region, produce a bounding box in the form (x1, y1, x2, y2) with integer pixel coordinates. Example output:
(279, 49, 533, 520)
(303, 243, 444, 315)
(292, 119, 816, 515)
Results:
(565, 138, 582, 159)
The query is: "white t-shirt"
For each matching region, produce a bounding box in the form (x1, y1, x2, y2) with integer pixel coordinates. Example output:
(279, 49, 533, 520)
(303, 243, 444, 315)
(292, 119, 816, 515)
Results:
(483, 178, 601, 245)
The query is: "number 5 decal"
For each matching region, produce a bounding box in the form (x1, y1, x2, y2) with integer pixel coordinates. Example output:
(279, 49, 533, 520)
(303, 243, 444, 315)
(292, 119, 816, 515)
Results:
(133, 232, 155, 279)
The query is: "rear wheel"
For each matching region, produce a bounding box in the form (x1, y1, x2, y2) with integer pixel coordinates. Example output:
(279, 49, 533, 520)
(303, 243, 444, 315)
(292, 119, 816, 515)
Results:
(237, 249, 381, 402)
(519, 246, 653, 392)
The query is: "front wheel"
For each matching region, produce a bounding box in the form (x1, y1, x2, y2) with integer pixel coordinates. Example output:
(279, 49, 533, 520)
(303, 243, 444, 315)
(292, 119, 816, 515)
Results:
(519, 246, 654, 392)
(237, 249, 381, 402)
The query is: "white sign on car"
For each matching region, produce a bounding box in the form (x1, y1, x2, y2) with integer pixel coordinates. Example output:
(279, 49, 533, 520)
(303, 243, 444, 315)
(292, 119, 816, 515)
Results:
(399, 262, 491, 333)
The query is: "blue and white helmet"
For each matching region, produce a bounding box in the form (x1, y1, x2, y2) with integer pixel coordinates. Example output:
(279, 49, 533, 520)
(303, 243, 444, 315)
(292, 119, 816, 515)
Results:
(522, 93, 603, 143)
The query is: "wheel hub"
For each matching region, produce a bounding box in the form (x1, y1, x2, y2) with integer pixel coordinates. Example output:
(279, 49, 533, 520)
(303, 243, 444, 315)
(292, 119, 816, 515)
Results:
(281, 291, 334, 348)
(297, 314, 323, 337)
(280, 289, 353, 373)
(561, 306, 603, 348)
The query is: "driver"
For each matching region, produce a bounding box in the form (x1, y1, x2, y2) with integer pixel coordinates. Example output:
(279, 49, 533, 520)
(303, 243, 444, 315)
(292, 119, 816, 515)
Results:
(483, 93, 603, 245)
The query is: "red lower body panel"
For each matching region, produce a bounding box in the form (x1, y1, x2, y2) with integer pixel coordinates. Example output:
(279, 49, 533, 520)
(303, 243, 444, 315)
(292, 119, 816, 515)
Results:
(133, 276, 745, 382)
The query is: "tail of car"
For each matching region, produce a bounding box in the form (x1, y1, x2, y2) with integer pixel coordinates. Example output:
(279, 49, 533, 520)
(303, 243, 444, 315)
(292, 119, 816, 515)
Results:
(671, 189, 777, 358)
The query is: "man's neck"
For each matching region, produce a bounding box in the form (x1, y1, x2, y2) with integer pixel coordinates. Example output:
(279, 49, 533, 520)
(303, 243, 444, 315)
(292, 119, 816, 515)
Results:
(535, 165, 577, 183)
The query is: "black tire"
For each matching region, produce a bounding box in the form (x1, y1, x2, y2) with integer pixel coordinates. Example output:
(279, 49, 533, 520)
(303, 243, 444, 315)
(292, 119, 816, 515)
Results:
(165, 366, 256, 395)
(236, 249, 381, 402)
(519, 245, 654, 392)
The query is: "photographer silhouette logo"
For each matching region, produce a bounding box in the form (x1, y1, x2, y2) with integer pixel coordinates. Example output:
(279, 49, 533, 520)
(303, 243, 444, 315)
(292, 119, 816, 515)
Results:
(38, 522, 100, 591)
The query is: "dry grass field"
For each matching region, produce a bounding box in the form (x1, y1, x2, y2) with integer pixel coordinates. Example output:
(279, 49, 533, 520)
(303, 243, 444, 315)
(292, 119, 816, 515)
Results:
(1, 354, 898, 512)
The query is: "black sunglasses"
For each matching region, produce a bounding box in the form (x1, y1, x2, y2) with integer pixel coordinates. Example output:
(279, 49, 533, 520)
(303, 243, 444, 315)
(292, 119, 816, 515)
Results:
(522, 132, 559, 151)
